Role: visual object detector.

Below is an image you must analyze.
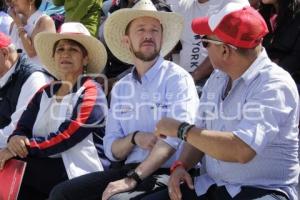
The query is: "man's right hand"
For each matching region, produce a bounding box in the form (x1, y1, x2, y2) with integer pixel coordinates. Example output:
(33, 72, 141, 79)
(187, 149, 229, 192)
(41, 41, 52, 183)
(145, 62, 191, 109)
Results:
(168, 166, 194, 200)
(134, 132, 158, 150)
(7, 136, 29, 158)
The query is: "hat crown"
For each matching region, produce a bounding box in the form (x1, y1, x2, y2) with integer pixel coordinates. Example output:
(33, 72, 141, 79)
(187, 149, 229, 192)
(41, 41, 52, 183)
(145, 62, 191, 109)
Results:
(208, 2, 246, 31)
(58, 22, 91, 36)
(192, 2, 268, 48)
(132, 0, 157, 11)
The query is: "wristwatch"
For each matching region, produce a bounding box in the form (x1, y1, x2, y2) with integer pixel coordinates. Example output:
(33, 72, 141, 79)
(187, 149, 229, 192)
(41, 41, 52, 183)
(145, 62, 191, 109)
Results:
(126, 169, 142, 184)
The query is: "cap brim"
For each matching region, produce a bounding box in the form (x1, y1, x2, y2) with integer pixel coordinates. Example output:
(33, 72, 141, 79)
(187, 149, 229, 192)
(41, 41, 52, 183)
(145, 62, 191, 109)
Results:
(192, 17, 213, 36)
(104, 9, 183, 64)
(34, 32, 107, 79)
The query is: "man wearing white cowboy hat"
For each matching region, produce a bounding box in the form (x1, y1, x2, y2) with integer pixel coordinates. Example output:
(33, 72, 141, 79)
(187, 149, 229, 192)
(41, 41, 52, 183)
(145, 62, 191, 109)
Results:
(49, 0, 199, 200)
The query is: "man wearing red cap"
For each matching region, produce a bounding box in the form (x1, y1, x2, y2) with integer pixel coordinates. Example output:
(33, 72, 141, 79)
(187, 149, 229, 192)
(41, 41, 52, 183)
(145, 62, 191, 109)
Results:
(0, 32, 52, 159)
(148, 2, 299, 200)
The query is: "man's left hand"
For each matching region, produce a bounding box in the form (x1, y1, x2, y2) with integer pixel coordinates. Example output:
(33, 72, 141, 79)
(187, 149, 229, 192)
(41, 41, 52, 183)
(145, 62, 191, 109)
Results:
(101, 178, 137, 200)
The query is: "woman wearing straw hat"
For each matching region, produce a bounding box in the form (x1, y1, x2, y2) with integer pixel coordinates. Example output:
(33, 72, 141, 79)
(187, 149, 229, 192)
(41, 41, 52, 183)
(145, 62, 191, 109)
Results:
(6, 22, 110, 200)
(49, 0, 199, 200)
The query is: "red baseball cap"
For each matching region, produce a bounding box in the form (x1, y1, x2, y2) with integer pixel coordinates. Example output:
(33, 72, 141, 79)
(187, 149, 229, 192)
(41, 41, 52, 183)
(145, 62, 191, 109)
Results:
(0, 32, 12, 49)
(192, 2, 268, 48)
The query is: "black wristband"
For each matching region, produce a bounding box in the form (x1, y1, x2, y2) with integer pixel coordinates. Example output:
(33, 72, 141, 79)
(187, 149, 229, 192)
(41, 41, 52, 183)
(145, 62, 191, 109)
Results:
(131, 131, 139, 145)
(177, 122, 189, 138)
(182, 125, 195, 141)
(126, 169, 142, 184)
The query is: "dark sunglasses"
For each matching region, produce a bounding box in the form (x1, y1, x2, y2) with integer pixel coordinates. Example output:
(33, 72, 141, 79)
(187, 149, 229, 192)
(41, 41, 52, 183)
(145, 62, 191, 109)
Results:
(201, 35, 237, 50)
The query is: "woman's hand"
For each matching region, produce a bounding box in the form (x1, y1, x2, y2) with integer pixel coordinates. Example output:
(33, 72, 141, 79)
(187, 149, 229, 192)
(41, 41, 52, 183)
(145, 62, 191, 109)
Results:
(9, 8, 24, 28)
(7, 136, 30, 158)
(0, 148, 15, 170)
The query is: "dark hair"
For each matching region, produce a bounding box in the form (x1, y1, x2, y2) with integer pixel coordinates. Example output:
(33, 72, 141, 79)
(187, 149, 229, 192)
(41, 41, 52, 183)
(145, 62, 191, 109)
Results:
(110, 0, 171, 13)
(33, 0, 42, 10)
(52, 39, 88, 57)
(0, 0, 5, 11)
(151, 0, 172, 12)
(260, 0, 300, 33)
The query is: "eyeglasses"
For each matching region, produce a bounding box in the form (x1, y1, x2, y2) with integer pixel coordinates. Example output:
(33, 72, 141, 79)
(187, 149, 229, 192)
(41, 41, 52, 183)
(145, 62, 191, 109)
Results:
(201, 36, 237, 50)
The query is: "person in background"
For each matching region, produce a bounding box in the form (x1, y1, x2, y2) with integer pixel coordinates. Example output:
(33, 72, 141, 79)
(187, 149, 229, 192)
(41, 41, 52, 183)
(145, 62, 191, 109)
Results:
(4, 0, 12, 12)
(249, 0, 260, 8)
(259, 0, 300, 90)
(48, 0, 199, 199)
(170, 0, 213, 96)
(4, 22, 109, 199)
(0, 31, 52, 150)
(0, 1, 13, 35)
(39, 0, 65, 30)
(52, 0, 102, 37)
(9, 0, 56, 66)
(146, 2, 299, 200)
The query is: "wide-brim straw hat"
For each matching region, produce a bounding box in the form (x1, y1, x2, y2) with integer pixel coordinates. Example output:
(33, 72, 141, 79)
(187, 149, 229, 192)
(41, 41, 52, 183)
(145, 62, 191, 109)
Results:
(104, 0, 184, 64)
(34, 22, 107, 79)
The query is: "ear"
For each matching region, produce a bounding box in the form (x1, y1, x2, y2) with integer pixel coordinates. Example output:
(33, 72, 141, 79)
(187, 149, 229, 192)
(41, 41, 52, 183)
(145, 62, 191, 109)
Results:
(121, 35, 130, 49)
(221, 44, 231, 60)
(83, 56, 88, 66)
(1, 48, 9, 59)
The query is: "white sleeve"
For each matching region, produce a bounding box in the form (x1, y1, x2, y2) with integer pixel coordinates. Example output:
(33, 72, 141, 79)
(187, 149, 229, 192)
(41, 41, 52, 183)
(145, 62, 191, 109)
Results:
(0, 72, 52, 148)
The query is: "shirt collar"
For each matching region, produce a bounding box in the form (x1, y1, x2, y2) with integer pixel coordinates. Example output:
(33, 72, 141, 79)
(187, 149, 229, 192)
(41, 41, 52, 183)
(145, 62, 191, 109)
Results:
(0, 60, 17, 88)
(240, 48, 270, 85)
(131, 56, 164, 83)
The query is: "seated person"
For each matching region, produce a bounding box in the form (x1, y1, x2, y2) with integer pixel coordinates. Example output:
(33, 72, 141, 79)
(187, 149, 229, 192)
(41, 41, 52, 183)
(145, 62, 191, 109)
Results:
(9, 0, 56, 66)
(148, 2, 299, 200)
(0, 1, 13, 35)
(0, 32, 52, 149)
(52, 0, 102, 37)
(48, 0, 199, 199)
(260, 0, 300, 90)
(2, 22, 109, 200)
(39, 0, 65, 30)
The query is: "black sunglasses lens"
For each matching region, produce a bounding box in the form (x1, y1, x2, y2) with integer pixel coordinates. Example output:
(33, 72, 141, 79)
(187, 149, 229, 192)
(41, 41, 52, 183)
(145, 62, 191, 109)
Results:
(201, 35, 209, 48)
(202, 41, 208, 48)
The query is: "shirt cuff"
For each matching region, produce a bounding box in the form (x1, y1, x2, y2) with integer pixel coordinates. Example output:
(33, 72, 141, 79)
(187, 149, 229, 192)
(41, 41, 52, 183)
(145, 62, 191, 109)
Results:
(162, 136, 182, 149)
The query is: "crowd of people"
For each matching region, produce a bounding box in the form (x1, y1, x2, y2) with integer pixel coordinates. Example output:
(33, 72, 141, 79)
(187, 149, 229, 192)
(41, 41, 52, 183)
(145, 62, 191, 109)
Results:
(0, 0, 299, 200)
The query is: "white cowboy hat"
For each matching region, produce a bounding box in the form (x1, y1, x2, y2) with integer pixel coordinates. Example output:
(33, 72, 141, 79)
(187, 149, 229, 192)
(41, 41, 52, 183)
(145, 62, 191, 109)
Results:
(104, 0, 184, 64)
(34, 22, 107, 79)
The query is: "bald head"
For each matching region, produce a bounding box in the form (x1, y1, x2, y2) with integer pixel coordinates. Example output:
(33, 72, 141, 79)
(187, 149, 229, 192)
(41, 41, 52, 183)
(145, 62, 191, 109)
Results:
(0, 44, 19, 77)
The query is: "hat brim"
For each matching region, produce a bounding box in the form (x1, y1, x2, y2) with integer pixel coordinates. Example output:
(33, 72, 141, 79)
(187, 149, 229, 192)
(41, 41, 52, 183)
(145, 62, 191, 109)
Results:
(192, 17, 213, 36)
(104, 9, 183, 64)
(34, 32, 107, 79)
